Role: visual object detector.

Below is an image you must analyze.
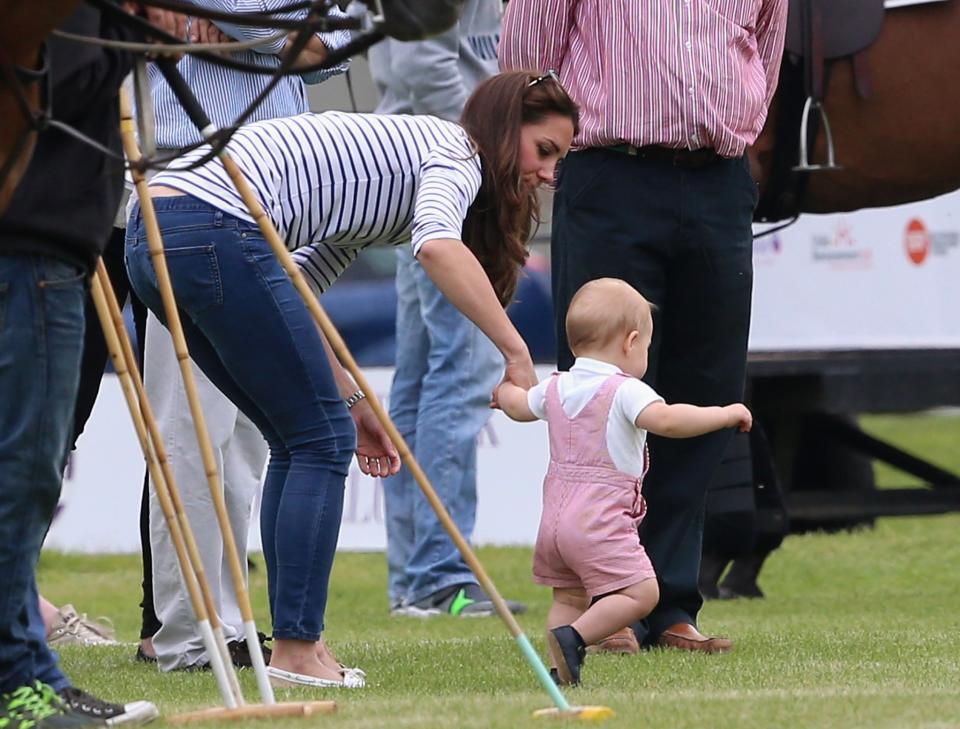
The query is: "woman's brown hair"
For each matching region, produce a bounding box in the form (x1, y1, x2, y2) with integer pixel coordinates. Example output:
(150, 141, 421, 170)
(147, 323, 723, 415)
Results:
(459, 71, 580, 306)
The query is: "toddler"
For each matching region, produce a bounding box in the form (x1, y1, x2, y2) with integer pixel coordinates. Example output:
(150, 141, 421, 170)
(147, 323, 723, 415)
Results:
(495, 278, 752, 685)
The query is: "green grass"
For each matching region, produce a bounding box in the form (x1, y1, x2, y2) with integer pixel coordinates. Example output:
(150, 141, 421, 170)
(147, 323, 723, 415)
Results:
(861, 410, 960, 488)
(37, 413, 960, 728)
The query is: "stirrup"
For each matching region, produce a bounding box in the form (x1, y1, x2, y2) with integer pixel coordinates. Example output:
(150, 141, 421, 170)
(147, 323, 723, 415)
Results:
(793, 96, 841, 172)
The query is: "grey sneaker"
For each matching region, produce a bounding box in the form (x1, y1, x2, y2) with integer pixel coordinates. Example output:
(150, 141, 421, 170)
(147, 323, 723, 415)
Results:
(48, 605, 119, 647)
(409, 583, 527, 617)
(389, 598, 439, 618)
(56, 687, 158, 727)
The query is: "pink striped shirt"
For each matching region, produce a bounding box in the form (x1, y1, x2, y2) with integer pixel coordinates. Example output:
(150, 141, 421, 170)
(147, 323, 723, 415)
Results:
(499, 0, 788, 158)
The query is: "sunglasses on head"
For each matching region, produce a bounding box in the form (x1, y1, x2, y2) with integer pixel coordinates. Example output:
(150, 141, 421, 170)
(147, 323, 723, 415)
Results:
(528, 69, 562, 88)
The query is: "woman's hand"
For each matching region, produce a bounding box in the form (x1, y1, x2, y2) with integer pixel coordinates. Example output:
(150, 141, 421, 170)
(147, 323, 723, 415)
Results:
(492, 356, 537, 409)
(351, 401, 401, 478)
(502, 350, 537, 390)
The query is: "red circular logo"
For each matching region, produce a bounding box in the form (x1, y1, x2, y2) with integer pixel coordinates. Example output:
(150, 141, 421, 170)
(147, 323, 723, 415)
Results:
(905, 218, 930, 265)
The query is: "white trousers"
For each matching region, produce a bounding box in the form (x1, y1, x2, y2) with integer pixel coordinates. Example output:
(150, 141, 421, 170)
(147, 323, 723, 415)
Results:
(144, 313, 268, 671)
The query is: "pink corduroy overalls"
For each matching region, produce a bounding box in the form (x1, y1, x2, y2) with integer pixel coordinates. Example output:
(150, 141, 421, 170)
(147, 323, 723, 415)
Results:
(532, 373, 656, 597)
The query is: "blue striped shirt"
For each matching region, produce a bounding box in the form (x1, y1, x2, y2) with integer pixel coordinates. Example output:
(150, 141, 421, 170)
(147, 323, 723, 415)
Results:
(150, 1, 350, 149)
(150, 112, 483, 294)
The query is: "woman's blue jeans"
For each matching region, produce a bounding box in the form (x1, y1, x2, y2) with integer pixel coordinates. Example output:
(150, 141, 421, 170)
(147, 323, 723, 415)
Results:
(125, 196, 355, 641)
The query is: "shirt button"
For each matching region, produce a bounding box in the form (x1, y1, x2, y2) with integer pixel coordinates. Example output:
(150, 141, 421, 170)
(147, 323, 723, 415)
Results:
(685, 40, 692, 49)
(688, 86, 695, 95)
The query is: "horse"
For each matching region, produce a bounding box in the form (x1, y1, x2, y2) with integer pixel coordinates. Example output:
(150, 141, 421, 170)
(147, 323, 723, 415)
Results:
(0, 0, 80, 215)
(704, 0, 960, 600)
(750, 0, 960, 220)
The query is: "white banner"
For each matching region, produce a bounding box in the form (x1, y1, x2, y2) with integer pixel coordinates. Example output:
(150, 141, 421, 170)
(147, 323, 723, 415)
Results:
(750, 190, 960, 351)
(48, 192, 960, 553)
(48, 367, 556, 554)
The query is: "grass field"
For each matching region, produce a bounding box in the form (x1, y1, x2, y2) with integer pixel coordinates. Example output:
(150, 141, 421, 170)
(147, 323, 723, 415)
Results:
(38, 413, 960, 728)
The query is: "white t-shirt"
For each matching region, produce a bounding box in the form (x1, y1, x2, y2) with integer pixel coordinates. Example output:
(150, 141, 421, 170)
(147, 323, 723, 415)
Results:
(526, 358, 664, 477)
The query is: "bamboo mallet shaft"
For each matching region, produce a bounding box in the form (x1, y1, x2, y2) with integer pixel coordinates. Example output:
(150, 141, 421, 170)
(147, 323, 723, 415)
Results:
(220, 155, 574, 712)
(151, 52, 574, 716)
(90, 267, 239, 709)
(119, 87, 272, 706)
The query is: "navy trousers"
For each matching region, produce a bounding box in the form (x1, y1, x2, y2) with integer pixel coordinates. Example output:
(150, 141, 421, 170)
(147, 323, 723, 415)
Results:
(551, 147, 757, 642)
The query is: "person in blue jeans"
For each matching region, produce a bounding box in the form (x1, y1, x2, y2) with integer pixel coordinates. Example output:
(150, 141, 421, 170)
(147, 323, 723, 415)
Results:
(386, 248, 513, 616)
(125, 73, 578, 686)
(0, 6, 158, 726)
(0, 258, 87, 722)
(369, 0, 527, 617)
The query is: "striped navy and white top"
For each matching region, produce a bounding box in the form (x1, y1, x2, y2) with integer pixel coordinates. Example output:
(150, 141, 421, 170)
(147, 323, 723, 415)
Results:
(150, 112, 482, 295)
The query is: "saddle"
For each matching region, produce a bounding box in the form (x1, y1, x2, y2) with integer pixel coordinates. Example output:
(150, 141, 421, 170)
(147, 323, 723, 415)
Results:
(754, 0, 886, 222)
(785, 0, 885, 72)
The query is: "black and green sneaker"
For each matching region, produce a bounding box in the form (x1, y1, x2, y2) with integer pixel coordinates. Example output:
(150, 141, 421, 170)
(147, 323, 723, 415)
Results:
(0, 682, 98, 728)
(409, 583, 527, 617)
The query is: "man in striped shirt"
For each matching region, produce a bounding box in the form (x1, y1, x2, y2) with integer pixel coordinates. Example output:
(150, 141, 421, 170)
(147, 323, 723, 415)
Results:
(501, 0, 787, 654)
(140, 2, 350, 673)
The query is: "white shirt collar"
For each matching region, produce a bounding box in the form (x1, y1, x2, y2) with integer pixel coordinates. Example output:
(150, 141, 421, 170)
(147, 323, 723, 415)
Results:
(569, 357, 625, 376)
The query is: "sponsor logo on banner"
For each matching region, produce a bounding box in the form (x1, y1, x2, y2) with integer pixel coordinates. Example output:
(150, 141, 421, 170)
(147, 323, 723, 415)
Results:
(811, 219, 872, 269)
(905, 218, 930, 264)
(904, 217, 958, 265)
(753, 234, 782, 265)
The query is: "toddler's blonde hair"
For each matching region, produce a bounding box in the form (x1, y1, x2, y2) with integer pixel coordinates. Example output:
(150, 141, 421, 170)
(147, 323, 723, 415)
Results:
(565, 278, 652, 355)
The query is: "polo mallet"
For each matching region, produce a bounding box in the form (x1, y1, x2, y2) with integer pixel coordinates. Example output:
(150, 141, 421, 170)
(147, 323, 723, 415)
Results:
(119, 90, 336, 723)
(89, 263, 238, 710)
(155, 59, 614, 723)
(118, 89, 254, 706)
(94, 265, 325, 722)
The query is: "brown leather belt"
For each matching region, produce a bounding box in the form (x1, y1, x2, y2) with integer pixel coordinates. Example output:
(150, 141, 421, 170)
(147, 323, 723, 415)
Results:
(607, 143, 722, 169)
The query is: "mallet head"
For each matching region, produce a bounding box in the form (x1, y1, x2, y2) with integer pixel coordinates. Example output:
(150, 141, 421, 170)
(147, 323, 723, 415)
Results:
(532, 706, 615, 722)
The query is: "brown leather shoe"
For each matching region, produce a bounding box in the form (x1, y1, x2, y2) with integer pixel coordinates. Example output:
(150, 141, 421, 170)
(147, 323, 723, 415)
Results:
(657, 623, 732, 654)
(587, 627, 640, 655)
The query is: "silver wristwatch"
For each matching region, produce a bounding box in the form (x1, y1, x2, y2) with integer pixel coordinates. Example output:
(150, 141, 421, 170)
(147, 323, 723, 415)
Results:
(345, 390, 366, 410)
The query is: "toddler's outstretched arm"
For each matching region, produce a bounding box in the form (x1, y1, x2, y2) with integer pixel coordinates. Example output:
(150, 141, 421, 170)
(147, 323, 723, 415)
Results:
(636, 402, 752, 438)
(494, 381, 538, 422)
